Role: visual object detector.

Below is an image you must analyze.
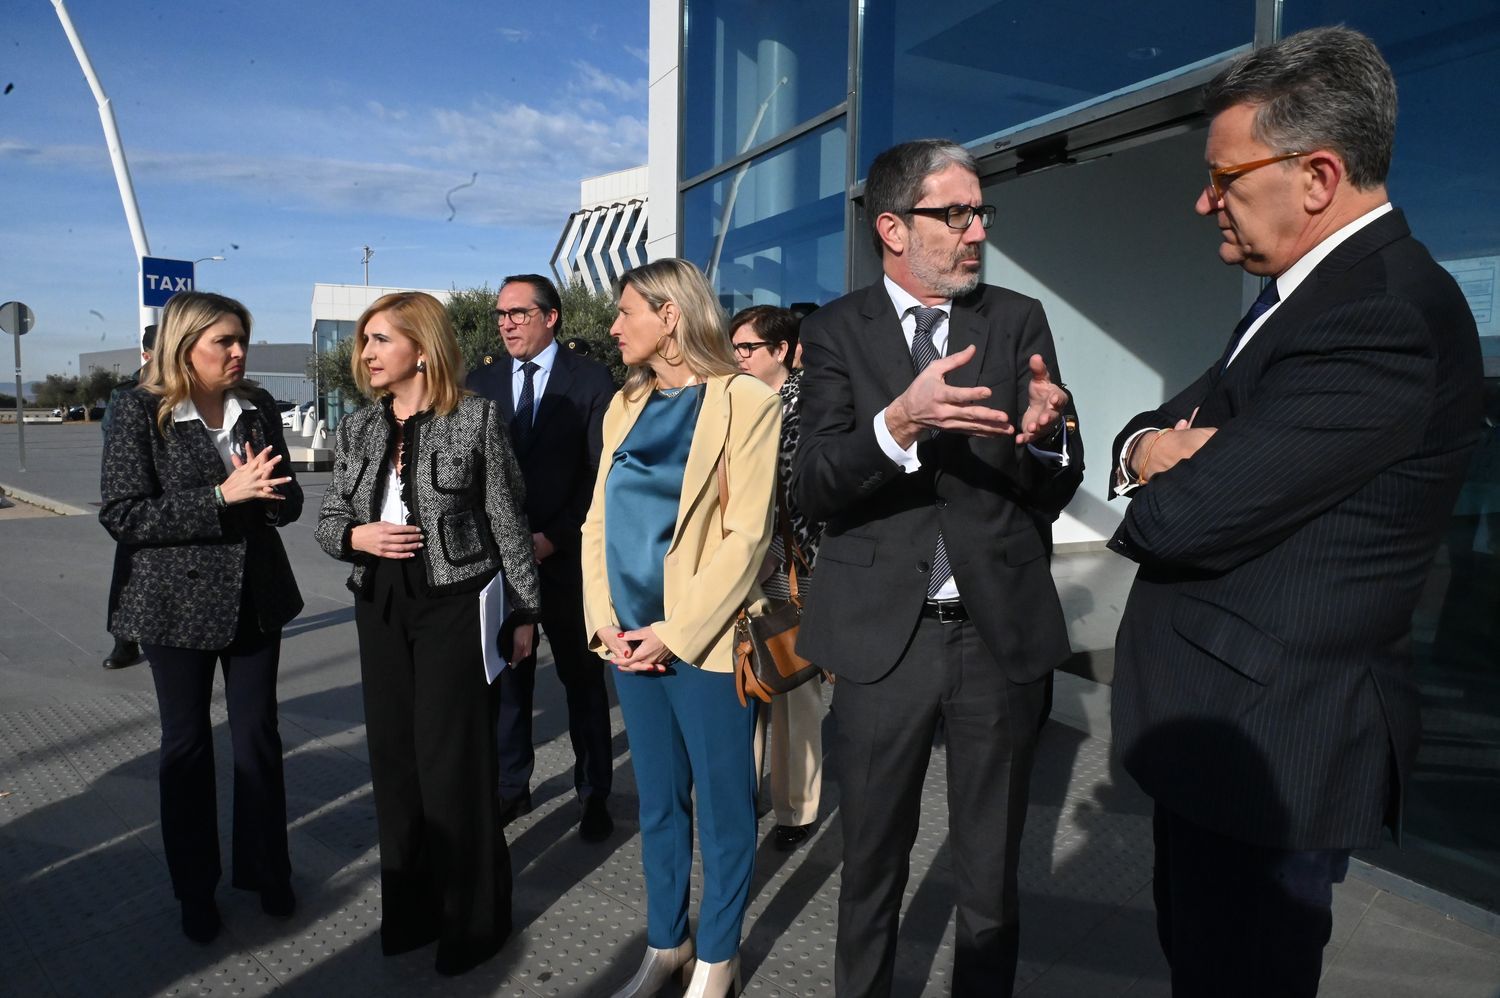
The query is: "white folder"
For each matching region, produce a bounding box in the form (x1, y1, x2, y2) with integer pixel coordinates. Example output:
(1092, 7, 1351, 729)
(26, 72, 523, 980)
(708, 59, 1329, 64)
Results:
(479, 571, 510, 684)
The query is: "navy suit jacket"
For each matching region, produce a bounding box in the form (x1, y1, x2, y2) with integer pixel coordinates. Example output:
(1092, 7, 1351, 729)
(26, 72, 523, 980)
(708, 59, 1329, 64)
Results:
(792, 280, 1084, 684)
(466, 343, 615, 560)
(1109, 209, 1484, 850)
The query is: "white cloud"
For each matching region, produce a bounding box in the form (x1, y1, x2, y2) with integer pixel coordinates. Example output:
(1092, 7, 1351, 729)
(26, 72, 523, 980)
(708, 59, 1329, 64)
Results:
(569, 60, 647, 102)
(624, 45, 649, 65)
(0, 89, 649, 229)
(497, 27, 531, 42)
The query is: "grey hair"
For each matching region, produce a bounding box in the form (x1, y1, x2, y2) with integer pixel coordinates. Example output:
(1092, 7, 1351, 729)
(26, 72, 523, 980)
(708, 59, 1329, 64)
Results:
(1203, 25, 1396, 190)
(865, 139, 979, 253)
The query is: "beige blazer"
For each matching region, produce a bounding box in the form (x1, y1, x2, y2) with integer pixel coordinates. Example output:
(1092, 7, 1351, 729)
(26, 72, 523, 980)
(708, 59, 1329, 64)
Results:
(582, 373, 781, 673)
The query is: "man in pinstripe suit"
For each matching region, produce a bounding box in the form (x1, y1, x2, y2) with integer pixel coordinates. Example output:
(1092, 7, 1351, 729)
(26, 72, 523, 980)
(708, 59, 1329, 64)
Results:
(1108, 27, 1483, 998)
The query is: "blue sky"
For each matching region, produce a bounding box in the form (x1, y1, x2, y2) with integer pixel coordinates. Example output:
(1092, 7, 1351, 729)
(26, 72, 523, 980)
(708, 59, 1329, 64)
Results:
(1, 0, 649, 379)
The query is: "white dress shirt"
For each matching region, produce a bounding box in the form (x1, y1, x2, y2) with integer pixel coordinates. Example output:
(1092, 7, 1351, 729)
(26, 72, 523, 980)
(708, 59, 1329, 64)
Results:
(171, 393, 255, 474)
(510, 338, 559, 425)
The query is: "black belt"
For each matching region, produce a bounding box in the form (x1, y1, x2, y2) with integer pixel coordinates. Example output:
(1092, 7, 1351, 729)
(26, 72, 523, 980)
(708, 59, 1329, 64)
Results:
(920, 598, 968, 623)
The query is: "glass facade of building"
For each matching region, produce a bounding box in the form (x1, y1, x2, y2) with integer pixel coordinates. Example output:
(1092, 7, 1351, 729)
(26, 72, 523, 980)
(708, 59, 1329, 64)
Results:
(857, 1, 1255, 175)
(673, 0, 1500, 913)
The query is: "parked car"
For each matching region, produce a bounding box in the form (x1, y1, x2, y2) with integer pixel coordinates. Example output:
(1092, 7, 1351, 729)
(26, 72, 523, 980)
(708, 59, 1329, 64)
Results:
(65, 406, 84, 421)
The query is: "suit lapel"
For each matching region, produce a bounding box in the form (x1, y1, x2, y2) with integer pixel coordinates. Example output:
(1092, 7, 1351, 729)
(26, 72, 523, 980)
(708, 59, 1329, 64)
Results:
(531, 347, 575, 440)
(862, 284, 922, 404)
(944, 291, 989, 389)
(669, 377, 730, 555)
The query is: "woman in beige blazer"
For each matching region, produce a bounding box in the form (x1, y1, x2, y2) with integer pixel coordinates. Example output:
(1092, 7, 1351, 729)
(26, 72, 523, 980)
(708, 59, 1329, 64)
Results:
(582, 259, 779, 998)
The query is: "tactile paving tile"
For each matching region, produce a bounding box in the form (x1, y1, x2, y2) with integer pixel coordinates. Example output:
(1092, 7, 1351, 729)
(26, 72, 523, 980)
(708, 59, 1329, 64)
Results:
(40, 906, 281, 998)
(507, 878, 648, 996)
(0, 661, 1180, 997)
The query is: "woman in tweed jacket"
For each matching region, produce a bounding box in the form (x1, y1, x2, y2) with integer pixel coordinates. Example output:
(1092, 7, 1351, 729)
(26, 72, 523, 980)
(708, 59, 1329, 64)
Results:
(316, 291, 539, 977)
(100, 291, 303, 945)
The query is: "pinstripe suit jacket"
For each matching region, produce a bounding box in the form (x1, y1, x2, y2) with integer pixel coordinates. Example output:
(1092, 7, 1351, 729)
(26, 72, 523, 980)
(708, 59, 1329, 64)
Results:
(1108, 209, 1484, 850)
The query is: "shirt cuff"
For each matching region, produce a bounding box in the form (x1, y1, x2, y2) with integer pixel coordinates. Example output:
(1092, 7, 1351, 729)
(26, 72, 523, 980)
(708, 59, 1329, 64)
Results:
(1112, 426, 1158, 498)
(874, 407, 923, 473)
(1025, 418, 1071, 468)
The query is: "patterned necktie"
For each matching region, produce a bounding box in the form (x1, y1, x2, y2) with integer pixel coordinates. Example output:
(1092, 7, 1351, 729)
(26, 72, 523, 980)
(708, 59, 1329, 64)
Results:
(909, 306, 951, 598)
(1220, 280, 1280, 373)
(511, 360, 538, 445)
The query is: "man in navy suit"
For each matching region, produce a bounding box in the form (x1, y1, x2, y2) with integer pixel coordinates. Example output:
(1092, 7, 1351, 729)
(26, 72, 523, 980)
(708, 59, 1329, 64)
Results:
(1109, 27, 1484, 997)
(467, 274, 617, 842)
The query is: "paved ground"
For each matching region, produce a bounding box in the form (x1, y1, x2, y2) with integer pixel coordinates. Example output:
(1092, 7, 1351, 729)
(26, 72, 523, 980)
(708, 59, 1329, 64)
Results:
(2, 421, 1498, 997)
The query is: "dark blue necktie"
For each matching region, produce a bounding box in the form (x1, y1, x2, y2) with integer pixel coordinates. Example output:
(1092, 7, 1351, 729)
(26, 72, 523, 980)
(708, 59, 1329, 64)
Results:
(1220, 280, 1280, 373)
(908, 306, 951, 597)
(511, 361, 538, 445)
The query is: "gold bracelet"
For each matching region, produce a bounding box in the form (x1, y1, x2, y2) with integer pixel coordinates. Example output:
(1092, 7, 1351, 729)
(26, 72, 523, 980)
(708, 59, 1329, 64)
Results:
(1136, 428, 1173, 485)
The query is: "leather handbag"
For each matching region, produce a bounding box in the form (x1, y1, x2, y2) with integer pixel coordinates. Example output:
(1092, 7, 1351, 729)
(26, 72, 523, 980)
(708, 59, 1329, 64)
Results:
(715, 453, 819, 707)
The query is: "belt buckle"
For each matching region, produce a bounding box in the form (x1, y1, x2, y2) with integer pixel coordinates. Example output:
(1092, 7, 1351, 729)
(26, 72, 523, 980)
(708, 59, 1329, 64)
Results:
(927, 598, 965, 623)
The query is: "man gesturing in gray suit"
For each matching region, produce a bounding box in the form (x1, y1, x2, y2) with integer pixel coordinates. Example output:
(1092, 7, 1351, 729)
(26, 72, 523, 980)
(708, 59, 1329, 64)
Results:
(1109, 27, 1484, 997)
(793, 139, 1083, 998)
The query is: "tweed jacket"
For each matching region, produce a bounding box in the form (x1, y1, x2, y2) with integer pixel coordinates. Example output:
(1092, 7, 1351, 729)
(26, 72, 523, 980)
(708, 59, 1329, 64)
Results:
(99, 385, 304, 649)
(581, 374, 781, 673)
(316, 394, 541, 612)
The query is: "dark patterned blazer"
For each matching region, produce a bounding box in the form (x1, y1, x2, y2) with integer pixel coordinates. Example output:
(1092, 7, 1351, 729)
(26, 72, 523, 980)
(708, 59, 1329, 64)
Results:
(100, 385, 304, 649)
(791, 281, 1084, 684)
(1109, 209, 1484, 851)
(316, 395, 541, 612)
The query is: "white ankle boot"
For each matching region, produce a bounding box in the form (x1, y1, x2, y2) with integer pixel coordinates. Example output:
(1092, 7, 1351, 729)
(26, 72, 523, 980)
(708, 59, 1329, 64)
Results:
(609, 939, 696, 998)
(684, 954, 740, 997)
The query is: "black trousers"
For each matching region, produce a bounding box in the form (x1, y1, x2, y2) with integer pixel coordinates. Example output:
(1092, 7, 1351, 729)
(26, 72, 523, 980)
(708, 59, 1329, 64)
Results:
(495, 553, 612, 801)
(1153, 804, 1350, 998)
(143, 620, 289, 902)
(355, 558, 512, 971)
(831, 616, 1048, 998)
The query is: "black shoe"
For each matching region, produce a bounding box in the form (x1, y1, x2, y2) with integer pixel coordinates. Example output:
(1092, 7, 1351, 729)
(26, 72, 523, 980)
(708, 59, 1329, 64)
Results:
(103, 639, 143, 670)
(579, 795, 613, 843)
(260, 882, 296, 918)
(497, 791, 532, 827)
(773, 823, 812, 851)
(434, 921, 509, 977)
(181, 896, 222, 944)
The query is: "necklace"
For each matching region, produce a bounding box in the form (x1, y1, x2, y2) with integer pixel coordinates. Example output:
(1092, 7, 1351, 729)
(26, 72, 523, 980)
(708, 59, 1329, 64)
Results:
(654, 377, 699, 399)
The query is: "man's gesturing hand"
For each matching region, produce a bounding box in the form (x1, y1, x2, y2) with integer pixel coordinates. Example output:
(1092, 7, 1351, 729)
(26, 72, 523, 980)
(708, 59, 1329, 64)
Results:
(1014, 354, 1071, 445)
(884, 344, 1014, 449)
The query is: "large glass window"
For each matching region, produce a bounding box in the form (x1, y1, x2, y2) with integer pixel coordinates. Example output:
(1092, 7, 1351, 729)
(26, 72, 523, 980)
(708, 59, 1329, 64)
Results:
(682, 0, 848, 179)
(1279, 1, 1500, 914)
(857, 0, 1254, 175)
(681, 122, 847, 314)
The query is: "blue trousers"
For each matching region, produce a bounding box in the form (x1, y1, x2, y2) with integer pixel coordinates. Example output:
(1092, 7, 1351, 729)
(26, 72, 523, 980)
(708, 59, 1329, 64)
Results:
(613, 663, 757, 963)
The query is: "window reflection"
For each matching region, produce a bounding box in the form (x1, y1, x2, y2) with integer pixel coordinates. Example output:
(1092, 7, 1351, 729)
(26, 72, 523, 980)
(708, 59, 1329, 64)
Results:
(682, 0, 848, 178)
(858, 0, 1252, 174)
(682, 123, 848, 314)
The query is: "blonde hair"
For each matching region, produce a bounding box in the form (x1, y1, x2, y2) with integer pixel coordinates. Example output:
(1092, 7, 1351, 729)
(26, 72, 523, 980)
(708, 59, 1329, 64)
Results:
(616, 258, 739, 400)
(350, 292, 465, 416)
(140, 291, 254, 433)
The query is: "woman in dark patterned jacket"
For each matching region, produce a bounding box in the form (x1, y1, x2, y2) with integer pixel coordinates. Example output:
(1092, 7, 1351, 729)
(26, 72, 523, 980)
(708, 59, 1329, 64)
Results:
(316, 291, 540, 977)
(728, 306, 826, 854)
(100, 291, 303, 945)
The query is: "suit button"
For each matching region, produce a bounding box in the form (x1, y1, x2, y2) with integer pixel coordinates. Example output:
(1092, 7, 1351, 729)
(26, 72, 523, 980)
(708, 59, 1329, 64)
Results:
(935, 497, 948, 508)
(917, 561, 928, 573)
(186, 570, 199, 580)
(451, 456, 462, 465)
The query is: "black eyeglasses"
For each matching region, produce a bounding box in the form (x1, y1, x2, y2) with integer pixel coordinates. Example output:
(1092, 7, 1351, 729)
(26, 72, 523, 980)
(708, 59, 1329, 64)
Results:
(494, 306, 541, 324)
(732, 340, 773, 358)
(904, 203, 996, 230)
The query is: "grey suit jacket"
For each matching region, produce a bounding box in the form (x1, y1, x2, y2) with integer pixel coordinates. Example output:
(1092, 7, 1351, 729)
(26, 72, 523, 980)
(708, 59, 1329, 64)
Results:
(792, 281, 1084, 684)
(1109, 209, 1484, 850)
(100, 385, 303, 649)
